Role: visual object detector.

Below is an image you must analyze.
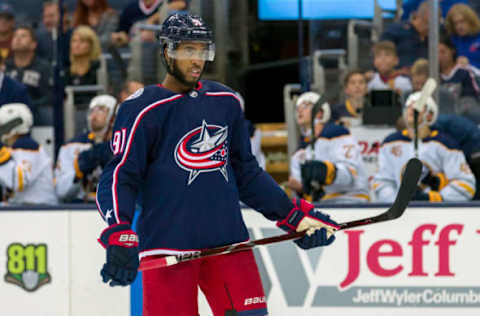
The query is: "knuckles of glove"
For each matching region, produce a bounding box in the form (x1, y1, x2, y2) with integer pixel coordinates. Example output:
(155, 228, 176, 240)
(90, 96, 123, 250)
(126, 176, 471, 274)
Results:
(277, 198, 339, 241)
(295, 227, 336, 249)
(101, 245, 139, 286)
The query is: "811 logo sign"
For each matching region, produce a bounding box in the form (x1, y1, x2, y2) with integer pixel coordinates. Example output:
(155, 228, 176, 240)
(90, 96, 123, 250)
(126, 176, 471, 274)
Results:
(4, 243, 51, 292)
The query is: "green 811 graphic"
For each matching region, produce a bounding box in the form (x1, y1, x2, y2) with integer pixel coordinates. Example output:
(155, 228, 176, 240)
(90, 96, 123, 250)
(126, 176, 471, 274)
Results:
(4, 243, 51, 292)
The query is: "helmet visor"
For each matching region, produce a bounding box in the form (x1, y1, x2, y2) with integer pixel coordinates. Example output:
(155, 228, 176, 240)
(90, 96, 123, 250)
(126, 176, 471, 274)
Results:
(166, 41, 215, 61)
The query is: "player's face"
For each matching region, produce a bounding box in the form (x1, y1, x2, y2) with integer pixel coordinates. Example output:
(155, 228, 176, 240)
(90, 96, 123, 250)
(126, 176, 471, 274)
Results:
(405, 103, 427, 127)
(373, 51, 398, 75)
(89, 106, 109, 133)
(296, 101, 313, 127)
(170, 42, 207, 87)
(345, 73, 367, 99)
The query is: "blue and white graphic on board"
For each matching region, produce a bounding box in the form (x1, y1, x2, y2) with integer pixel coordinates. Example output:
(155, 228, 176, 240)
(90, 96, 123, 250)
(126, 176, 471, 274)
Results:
(174, 120, 229, 185)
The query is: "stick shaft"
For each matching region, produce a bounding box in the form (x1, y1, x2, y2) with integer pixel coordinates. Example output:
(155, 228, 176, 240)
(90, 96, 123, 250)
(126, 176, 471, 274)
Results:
(139, 159, 421, 271)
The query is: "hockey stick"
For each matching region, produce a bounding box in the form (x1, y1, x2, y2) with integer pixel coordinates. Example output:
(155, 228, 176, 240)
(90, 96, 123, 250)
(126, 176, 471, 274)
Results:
(139, 158, 422, 271)
(413, 78, 437, 158)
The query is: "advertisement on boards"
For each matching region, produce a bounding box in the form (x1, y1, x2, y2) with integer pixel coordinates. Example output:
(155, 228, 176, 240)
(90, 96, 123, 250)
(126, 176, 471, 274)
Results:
(1, 207, 479, 316)
(0, 210, 129, 316)
(198, 208, 480, 316)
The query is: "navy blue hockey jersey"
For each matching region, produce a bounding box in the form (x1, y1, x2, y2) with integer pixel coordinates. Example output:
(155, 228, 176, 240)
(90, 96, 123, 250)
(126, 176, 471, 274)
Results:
(96, 80, 293, 259)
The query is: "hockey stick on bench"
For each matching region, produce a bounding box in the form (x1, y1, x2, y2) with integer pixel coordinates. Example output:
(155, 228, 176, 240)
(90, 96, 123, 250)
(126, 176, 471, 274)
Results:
(139, 158, 422, 271)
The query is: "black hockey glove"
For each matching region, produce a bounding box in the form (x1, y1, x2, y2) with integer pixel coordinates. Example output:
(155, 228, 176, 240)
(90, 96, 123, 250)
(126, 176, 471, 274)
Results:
(98, 223, 139, 286)
(301, 160, 337, 193)
(413, 187, 443, 202)
(418, 162, 446, 191)
(421, 172, 446, 191)
(277, 198, 339, 249)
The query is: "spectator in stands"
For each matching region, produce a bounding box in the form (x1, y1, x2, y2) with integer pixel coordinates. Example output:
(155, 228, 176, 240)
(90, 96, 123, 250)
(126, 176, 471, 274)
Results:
(286, 92, 369, 204)
(0, 2, 15, 60)
(111, 0, 164, 47)
(0, 55, 33, 110)
(381, 1, 430, 69)
(373, 92, 476, 202)
(0, 103, 57, 205)
(5, 26, 52, 126)
(117, 79, 144, 103)
(410, 58, 458, 113)
(35, 1, 72, 66)
(332, 70, 369, 127)
(410, 58, 430, 92)
(439, 35, 480, 122)
(55, 95, 116, 203)
(66, 25, 101, 108)
(445, 4, 480, 69)
(368, 41, 412, 96)
(72, 0, 118, 50)
(140, 0, 190, 42)
(401, 0, 468, 21)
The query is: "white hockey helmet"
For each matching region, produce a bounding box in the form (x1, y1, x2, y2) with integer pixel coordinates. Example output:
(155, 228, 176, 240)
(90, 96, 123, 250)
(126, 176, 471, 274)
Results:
(296, 91, 331, 124)
(0, 103, 33, 143)
(403, 91, 438, 126)
(87, 94, 117, 133)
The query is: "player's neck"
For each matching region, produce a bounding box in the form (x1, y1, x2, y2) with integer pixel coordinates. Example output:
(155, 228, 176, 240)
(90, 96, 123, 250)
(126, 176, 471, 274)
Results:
(162, 74, 194, 94)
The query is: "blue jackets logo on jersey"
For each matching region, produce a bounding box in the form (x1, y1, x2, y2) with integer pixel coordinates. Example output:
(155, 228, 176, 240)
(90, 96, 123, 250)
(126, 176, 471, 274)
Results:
(174, 120, 229, 185)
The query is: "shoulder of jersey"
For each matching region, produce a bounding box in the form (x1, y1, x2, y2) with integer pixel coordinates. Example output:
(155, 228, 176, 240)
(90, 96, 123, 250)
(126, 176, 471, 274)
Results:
(424, 130, 460, 150)
(67, 132, 93, 145)
(200, 80, 235, 93)
(200, 80, 243, 109)
(12, 136, 39, 150)
(382, 130, 410, 145)
(119, 84, 181, 116)
(320, 123, 350, 139)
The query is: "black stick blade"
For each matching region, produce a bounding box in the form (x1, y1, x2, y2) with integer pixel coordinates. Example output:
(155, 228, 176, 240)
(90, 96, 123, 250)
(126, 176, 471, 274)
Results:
(338, 157, 422, 230)
(384, 157, 422, 220)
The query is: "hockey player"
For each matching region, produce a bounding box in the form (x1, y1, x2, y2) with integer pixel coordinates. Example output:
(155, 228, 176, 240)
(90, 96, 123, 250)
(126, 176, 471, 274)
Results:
(96, 14, 339, 316)
(0, 103, 57, 205)
(55, 95, 116, 202)
(374, 92, 476, 202)
(287, 92, 370, 203)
